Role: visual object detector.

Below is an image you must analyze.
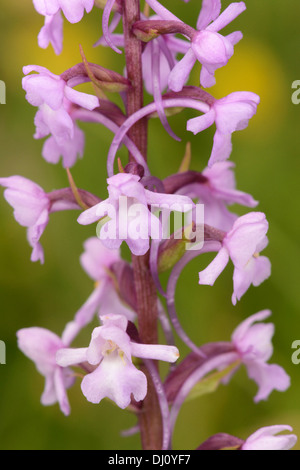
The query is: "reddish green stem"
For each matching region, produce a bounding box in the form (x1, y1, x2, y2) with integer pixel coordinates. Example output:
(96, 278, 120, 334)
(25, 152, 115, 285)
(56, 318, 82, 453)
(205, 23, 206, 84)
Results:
(122, 0, 148, 159)
(122, 0, 162, 450)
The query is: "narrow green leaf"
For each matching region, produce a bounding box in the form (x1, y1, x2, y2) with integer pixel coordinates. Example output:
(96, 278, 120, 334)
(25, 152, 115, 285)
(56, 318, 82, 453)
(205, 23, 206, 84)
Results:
(185, 361, 240, 402)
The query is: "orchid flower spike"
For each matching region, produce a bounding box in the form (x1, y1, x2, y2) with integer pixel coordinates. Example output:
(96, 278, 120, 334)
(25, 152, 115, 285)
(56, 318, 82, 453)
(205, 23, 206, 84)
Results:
(199, 212, 271, 304)
(57, 314, 179, 409)
(22, 65, 99, 167)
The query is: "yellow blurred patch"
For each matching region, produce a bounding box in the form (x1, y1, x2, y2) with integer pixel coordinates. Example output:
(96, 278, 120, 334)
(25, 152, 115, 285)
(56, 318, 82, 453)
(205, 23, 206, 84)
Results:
(190, 39, 289, 137)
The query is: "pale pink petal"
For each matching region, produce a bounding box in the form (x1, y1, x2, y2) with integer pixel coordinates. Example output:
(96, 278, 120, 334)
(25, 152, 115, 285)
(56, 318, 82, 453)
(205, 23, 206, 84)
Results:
(0, 177, 48, 228)
(41, 375, 57, 406)
(187, 108, 215, 134)
(145, 189, 194, 210)
(145, 0, 181, 21)
(234, 321, 275, 362)
(215, 100, 259, 134)
(114, 174, 146, 203)
(232, 263, 254, 305)
(232, 256, 271, 305)
(80, 237, 120, 281)
(59, 0, 94, 24)
(202, 161, 258, 207)
(225, 213, 269, 267)
(85, 326, 107, 365)
(53, 367, 74, 416)
(207, 2, 246, 33)
(199, 65, 216, 88)
(0, 176, 45, 198)
(30, 240, 45, 264)
(36, 104, 74, 146)
(208, 130, 232, 166)
(33, 107, 52, 139)
(77, 200, 108, 225)
(99, 326, 132, 361)
(168, 48, 196, 92)
(23, 74, 64, 110)
(229, 211, 267, 231)
(98, 286, 136, 322)
(42, 124, 85, 168)
(64, 86, 99, 110)
(42, 136, 62, 164)
(130, 343, 179, 363)
(56, 347, 89, 367)
(33, 0, 60, 17)
(81, 354, 147, 408)
(26, 210, 49, 264)
(23, 64, 58, 79)
(38, 12, 63, 55)
(246, 361, 290, 403)
(196, 0, 221, 30)
(17, 327, 63, 374)
(199, 246, 230, 285)
(242, 425, 297, 451)
(231, 310, 272, 345)
(100, 314, 128, 331)
(225, 31, 243, 47)
(98, 235, 123, 252)
(127, 237, 150, 256)
(2, 190, 47, 226)
(219, 91, 260, 106)
(252, 255, 272, 286)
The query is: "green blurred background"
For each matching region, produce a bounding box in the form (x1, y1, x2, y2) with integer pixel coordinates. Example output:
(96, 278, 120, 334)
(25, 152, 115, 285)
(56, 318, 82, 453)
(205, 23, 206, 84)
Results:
(0, 0, 300, 450)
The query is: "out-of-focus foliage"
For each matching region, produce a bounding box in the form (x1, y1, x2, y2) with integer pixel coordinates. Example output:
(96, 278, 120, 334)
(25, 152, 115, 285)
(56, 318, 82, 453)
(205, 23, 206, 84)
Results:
(0, 0, 300, 450)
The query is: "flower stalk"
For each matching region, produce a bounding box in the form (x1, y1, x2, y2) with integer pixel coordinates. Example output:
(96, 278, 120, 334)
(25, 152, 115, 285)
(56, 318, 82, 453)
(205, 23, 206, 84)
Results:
(122, 0, 162, 450)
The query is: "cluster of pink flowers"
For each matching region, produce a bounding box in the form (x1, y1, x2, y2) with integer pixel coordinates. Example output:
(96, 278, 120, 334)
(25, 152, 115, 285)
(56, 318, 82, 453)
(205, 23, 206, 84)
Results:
(0, 0, 296, 451)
